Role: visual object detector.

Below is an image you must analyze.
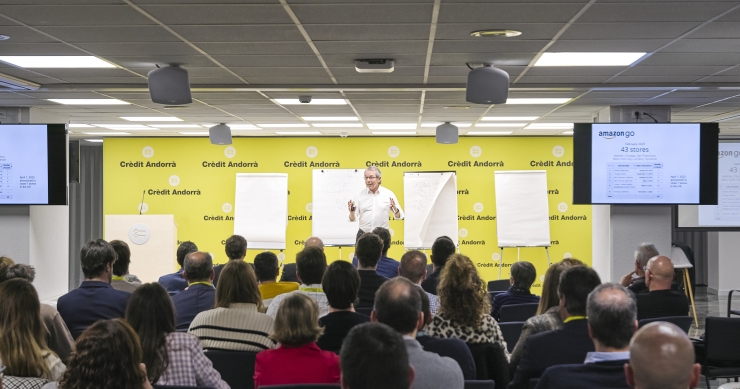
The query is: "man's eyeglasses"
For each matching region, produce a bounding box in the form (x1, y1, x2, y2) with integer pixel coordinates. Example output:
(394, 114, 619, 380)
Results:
(364, 176, 378, 180)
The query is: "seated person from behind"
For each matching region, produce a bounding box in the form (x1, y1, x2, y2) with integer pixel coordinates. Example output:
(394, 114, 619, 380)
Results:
(341, 323, 414, 389)
(254, 294, 340, 388)
(280, 236, 324, 283)
(109, 240, 141, 293)
(421, 236, 456, 295)
(57, 239, 131, 339)
(619, 242, 659, 294)
(508, 266, 601, 389)
(399, 250, 440, 315)
(492, 261, 541, 321)
(535, 283, 637, 389)
(372, 277, 464, 389)
(352, 227, 400, 278)
(355, 232, 389, 308)
(254, 251, 298, 308)
(171, 251, 216, 330)
(636, 256, 688, 320)
(213, 234, 247, 286)
(317, 261, 370, 354)
(267, 246, 330, 318)
(158, 241, 198, 294)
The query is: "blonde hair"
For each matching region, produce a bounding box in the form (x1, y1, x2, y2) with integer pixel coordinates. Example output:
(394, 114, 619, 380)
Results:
(0, 255, 15, 272)
(437, 254, 490, 328)
(216, 260, 264, 311)
(271, 293, 323, 346)
(536, 258, 585, 315)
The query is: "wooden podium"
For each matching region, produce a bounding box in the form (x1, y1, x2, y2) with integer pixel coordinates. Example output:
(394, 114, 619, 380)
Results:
(104, 215, 177, 283)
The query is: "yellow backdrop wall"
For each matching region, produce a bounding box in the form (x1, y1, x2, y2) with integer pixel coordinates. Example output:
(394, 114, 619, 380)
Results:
(103, 136, 591, 294)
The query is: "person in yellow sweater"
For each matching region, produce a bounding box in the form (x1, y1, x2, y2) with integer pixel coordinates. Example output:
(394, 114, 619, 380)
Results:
(255, 251, 299, 307)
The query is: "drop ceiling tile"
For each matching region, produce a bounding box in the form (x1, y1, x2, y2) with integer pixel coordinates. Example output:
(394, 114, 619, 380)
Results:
(609, 75, 704, 83)
(622, 65, 729, 76)
(331, 66, 423, 77)
(439, 3, 586, 23)
(75, 42, 200, 56)
(138, 4, 292, 24)
(240, 76, 335, 84)
(304, 24, 431, 41)
(663, 39, 740, 53)
(435, 23, 565, 40)
(195, 42, 313, 55)
(525, 67, 621, 76)
(560, 22, 699, 40)
(697, 75, 740, 83)
(291, 4, 433, 24)
(433, 40, 548, 53)
(0, 5, 155, 26)
(323, 53, 426, 67)
(104, 55, 221, 68)
(169, 26, 305, 43)
(313, 41, 428, 55)
(212, 55, 323, 67)
(425, 76, 468, 84)
(0, 43, 86, 55)
(35, 26, 179, 43)
(335, 75, 424, 84)
(549, 39, 672, 52)
(578, 2, 739, 22)
(517, 76, 612, 84)
(231, 67, 329, 77)
(639, 52, 740, 66)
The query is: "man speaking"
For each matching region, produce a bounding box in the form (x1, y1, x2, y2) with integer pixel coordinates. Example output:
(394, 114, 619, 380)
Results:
(348, 166, 404, 241)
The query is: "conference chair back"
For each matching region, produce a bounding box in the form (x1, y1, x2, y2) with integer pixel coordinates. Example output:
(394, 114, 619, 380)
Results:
(464, 380, 495, 389)
(638, 316, 693, 333)
(498, 321, 525, 353)
(702, 317, 740, 389)
(205, 350, 259, 389)
(727, 290, 740, 318)
(499, 303, 538, 323)
(258, 385, 341, 388)
(466, 342, 510, 389)
(488, 280, 510, 292)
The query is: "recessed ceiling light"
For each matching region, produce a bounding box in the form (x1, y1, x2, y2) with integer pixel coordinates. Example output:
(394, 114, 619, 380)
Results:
(121, 117, 182, 122)
(372, 131, 417, 135)
(302, 117, 358, 121)
(82, 132, 131, 135)
(0, 35, 10, 41)
(524, 123, 574, 130)
(470, 29, 522, 38)
(274, 131, 322, 135)
(481, 116, 539, 121)
(474, 123, 527, 128)
(505, 98, 571, 105)
(48, 99, 129, 105)
(229, 124, 261, 130)
(178, 132, 209, 135)
(311, 123, 364, 128)
(68, 124, 93, 128)
(149, 124, 202, 128)
(1, 56, 115, 68)
(93, 124, 157, 131)
(258, 123, 310, 128)
(562, 131, 574, 135)
(534, 52, 646, 67)
(443, 106, 470, 109)
(367, 123, 417, 130)
(273, 99, 347, 105)
(421, 122, 471, 128)
(84, 139, 103, 142)
(466, 131, 513, 135)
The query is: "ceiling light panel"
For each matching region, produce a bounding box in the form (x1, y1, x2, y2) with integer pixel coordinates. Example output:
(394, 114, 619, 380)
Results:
(534, 52, 646, 67)
(301, 117, 358, 121)
(0, 56, 115, 68)
(273, 99, 347, 105)
(258, 124, 310, 128)
(367, 123, 417, 130)
(229, 124, 261, 130)
(311, 123, 364, 128)
(68, 124, 93, 128)
(372, 132, 417, 135)
(48, 99, 129, 105)
(121, 117, 182, 122)
(93, 124, 157, 131)
(481, 116, 539, 121)
(82, 132, 131, 135)
(524, 123, 574, 129)
(505, 98, 571, 105)
(178, 132, 209, 135)
(149, 124, 202, 128)
(466, 131, 513, 135)
(474, 123, 527, 128)
(274, 131, 322, 135)
(84, 139, 104, 142)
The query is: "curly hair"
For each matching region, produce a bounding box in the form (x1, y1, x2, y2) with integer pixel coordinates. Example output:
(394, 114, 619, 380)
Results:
(125, 283, 175, 383)
(437, 254, 490, 328)
(60, 319, 147, 389)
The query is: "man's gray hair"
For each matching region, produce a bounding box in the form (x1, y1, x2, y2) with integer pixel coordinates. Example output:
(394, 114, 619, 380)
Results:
(587, 283, 637, 349)
(184, 251, 213, 281)
(366, 166, 382, 178)
(634, 242, 659, 267)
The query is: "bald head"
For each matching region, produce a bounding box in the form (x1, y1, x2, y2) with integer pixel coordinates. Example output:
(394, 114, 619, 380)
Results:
(183, 251, 214, 282)
(626, 322, 700, 389)
(373, 277, 422, 335)
(399, 250, 427, 284)
(645, 256, 674, 291)
(305, 236, 324, 251)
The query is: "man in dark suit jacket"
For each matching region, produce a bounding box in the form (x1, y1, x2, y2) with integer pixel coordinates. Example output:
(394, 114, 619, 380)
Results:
(281, 236, 323, 283)
(172, 251, 216, 330)
(58, 239, 131, 339)
(535, 283, 638, 389)
(421, 236, 456, 295)
(636, 256, 688, 320)
(158, 241, 197, 294)
(356, 233, 389, 308)
(508, 266, 602, 389)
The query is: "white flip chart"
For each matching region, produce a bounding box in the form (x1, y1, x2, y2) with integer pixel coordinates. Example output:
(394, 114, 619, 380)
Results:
(312, 169, 366, 245)
(494, 170, 551, 247)
(404, 172, 458, 249)
(234, 173, 288, 250)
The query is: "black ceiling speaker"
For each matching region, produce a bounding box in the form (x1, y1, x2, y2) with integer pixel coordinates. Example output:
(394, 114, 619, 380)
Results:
(465, 64, 509, 104)
(148, 65, 192, 105)
(209, 123, 232, 145)
(436, 122, 458, 144)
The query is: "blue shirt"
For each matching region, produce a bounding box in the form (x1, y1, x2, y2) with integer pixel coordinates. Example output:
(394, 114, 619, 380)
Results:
(584, 351, 630, 364)
(158, 269, 188, 294)
(57, 281, 131, 339)
(352, 255, 400, 279)
(172, 283, 216, 330)
(491, 286, 540, 321)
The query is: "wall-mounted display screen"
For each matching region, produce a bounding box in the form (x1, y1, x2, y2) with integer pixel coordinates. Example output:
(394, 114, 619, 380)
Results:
(0, 124, 67, 205)
(573, 122, 718, 205)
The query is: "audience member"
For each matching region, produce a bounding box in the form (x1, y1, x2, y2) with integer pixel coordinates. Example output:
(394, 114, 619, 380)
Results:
(0, 279, 65, 380)
(45, 319, 153, 389)
(399, 250, 440, 315)
(636, 256, 688, 320)
(426, 254, 508, 354)
(341, 322, 413, 389)
(510, 259, 584, 371)
(213, 234, 247, 286)
(0, 255, 14, 277)
(0, 264, 75, 364)
(625, 322, 701, 389)
(317, 261, 369, 353)
(508, 266, 601, 389)
(267, 246, 330, 318)
(620, 242, 659, 294)
(254, 251, 298, 307)
(158, 241, 198, 294)
(536, 283, 637, 389)
(351, 227, 399, 278)
(355, 232, 389, 308)
(171, 252, 215, 330)
(57, 239, 131, 339)
(280, 236, 324, 283)
(421, 236, 456, 295)
(373, 277, 464, 389)
(492, 261, 540, 321)
(416, 287, 476, 380)
(255, 294, 340, 387)
(125, 283, 228, 388)
(110, 240, 141, 293)
(189, 260, 275, 351)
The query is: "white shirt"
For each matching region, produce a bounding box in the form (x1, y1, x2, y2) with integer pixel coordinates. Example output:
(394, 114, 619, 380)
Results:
(265, 284, 330, 318)
(351, 185, 404, 232)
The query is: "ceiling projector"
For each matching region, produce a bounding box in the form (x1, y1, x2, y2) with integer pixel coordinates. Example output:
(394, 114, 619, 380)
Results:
(465, 64, 509, 105)
(148, 65, 192, 105)
(209, 123, 232, 145)
(436, 122, 458, 144)
(355, 59, 394, 73)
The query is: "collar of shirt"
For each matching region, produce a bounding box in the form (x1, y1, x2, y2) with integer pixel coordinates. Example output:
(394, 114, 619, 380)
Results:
(188, 281, 214, 288)
(80, 280, 113, 288)
(300, 284, 324, 293)
(364, 185, 385, 195)
(563, 315, 587, 324)
(508, 285, 533, 295)
(111, 276, 126, 281)
(229, 303, 259, 311)
(584, 351, 630, 364)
